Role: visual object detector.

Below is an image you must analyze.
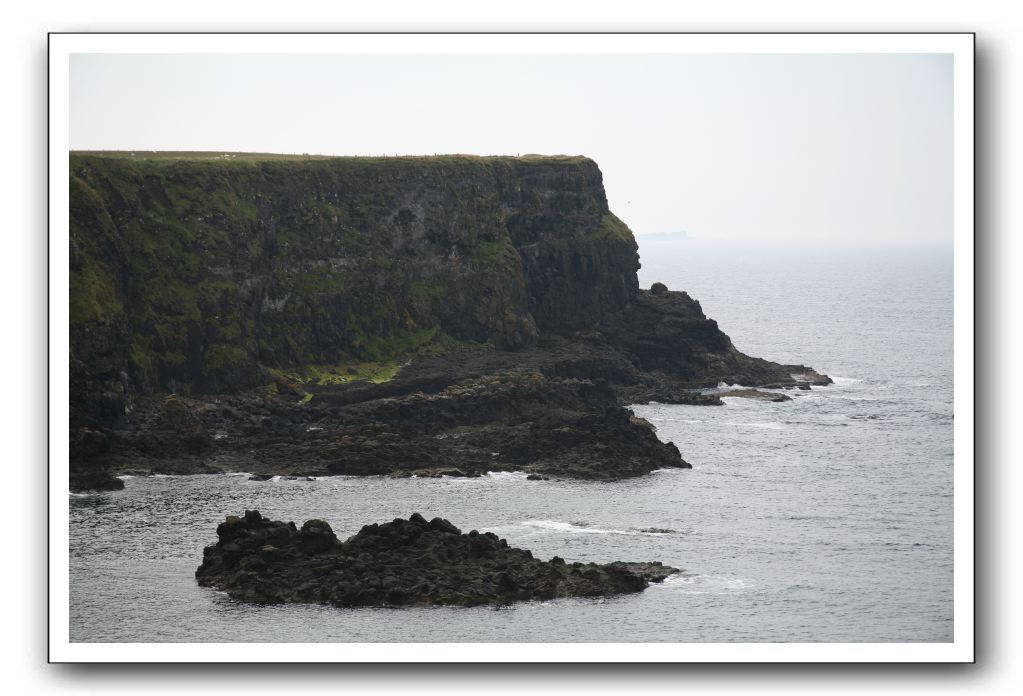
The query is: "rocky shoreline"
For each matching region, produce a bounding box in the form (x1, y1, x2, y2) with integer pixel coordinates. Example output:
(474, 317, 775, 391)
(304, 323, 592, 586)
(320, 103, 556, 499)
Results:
(196, 510, 679, 607)
(69, 293, 829, 490)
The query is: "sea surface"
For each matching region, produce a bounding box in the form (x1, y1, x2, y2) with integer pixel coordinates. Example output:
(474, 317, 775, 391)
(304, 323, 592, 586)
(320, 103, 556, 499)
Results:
(69, 239, 954, 642)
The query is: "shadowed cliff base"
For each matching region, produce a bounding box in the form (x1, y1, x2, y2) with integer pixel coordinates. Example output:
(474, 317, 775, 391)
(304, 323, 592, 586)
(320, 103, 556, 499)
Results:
(69, 152, 829, 489)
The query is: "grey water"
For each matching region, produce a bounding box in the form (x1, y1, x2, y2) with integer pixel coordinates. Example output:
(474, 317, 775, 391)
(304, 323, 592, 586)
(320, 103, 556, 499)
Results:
(69, 239, 954, 642)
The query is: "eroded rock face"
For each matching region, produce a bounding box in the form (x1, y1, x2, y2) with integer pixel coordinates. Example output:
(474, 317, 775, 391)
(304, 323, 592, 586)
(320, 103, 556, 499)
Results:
(196, 511, 679, 607)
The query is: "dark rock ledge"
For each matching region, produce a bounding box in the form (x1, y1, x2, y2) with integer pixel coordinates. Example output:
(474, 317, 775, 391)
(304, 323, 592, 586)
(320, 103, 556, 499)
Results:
(195, 511, 679, 607)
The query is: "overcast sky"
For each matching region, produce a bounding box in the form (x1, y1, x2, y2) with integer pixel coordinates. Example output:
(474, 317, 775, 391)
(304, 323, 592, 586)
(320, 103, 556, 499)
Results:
(70, 53, 952, 244)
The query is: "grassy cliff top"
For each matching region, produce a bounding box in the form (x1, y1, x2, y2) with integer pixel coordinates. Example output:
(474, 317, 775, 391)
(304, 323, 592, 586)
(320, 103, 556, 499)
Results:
(70, 151, 595, 167)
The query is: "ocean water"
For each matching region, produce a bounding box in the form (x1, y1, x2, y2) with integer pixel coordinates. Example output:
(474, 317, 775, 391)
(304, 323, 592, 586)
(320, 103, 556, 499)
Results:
(69, 239, 954, 643)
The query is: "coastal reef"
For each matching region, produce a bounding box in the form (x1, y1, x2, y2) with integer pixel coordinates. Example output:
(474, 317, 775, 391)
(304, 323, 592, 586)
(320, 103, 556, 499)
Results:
(69, 152, 829, 489)
(195, 510, 679, 607)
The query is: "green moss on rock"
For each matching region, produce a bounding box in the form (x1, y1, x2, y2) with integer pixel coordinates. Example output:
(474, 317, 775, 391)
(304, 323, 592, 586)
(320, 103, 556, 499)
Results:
(592, 213, 634, 242)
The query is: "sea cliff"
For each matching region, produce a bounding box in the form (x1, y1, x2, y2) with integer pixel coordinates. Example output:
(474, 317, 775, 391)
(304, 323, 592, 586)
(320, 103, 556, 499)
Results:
(69, 152, 828, 489)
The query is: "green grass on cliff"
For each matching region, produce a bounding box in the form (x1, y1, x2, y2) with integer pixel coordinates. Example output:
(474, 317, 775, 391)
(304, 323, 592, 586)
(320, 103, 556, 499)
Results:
(279, 326, 458, 388)
(282, 360, 402, 387)
(590, 213, 635, 243)
(69, 175, 124, 325)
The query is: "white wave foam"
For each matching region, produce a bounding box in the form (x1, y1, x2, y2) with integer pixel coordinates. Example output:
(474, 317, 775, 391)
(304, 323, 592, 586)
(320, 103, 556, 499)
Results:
(653, 574, 751, 593)
(650, 574, 694, 588)
(523, 520, 623, 535)
(723, 421, 785, 430)
(828, 375, 862, 386)
(521, 520, 676, 536)
(486, 471, 529, 481)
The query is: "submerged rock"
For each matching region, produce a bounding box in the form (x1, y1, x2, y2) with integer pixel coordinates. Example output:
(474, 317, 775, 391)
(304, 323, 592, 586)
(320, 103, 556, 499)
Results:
(196, 511, 679, 607)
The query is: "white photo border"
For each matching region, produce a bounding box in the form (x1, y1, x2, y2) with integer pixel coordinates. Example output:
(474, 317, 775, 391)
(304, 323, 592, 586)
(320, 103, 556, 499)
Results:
(49, 32, 975, 663)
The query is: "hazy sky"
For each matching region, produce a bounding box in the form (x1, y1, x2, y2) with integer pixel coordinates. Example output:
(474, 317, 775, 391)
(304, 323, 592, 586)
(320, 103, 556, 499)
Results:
(70, 53, 952, 244)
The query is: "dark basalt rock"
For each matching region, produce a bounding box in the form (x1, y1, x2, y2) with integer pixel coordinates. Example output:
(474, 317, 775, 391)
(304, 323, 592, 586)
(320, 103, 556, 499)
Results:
(72, 427, 109, 458)
(196, 511, 680, 607)
(69, 464, 125, 493)
(137, 396, 212, 456)
(105, 369, 692, 480)
(600, 289, 832, 390)
(68, 427, 125, 492)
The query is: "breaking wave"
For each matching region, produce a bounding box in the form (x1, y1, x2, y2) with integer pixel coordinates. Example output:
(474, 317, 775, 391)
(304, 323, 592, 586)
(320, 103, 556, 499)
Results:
(521, 520, 678, 536)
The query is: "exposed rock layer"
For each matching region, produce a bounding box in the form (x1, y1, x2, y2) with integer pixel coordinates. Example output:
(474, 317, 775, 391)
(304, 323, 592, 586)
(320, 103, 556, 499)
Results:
(195, 510, 679, 607)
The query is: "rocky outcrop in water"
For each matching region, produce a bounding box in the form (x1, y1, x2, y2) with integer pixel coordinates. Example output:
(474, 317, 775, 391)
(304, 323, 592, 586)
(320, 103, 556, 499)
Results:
(195, 511, 678, 607)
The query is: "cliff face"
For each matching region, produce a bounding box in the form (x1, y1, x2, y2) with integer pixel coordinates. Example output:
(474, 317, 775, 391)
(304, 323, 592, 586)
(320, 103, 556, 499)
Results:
(69, 152, 832, 486)
(70, 154, 638, 422)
